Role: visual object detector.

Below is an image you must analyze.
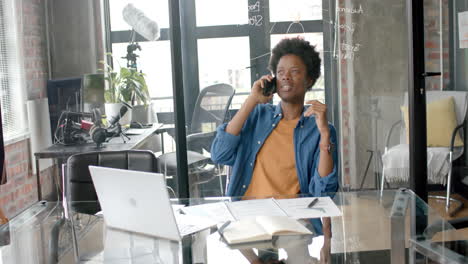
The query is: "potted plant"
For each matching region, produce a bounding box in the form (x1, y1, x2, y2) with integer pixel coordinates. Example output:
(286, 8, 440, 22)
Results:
(100, 58, 150, 125)
(118, 67, 154, 124)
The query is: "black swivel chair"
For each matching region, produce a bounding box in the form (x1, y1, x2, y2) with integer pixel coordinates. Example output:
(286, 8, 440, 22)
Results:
(158, 83, 235, 197)
(66, 150, 159, 214)
(58, 150, 159, 262)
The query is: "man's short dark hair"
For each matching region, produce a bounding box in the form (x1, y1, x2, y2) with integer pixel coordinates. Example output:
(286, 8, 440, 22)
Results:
(268, 38, 321, 90)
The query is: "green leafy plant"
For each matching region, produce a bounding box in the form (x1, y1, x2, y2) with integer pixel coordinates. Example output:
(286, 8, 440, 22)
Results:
(100, 57, 150, 106)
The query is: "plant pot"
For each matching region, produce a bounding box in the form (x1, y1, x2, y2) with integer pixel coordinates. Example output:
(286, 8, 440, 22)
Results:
(105, 103, 132, 126)
(131, 103, 156, 124)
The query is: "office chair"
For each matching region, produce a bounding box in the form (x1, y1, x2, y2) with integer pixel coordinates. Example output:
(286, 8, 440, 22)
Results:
(158, 83, 235, 197)
(62, 150, 159, 262)
(381, 91, 468, 216)
(65, 150, 159, 214)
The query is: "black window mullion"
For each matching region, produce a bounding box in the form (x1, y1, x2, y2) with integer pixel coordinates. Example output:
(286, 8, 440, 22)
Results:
(408, 0, 427, 202)
(248, 0, 271, 85)
(103, 0, 112, 57)
(180, 0, 199, 125)
(195, 21, 322, 40)
(196, 25, 251, 39)
(168, 0, 189, 199)
(110, 29, 170, 43)
(268, 20, 323, 34)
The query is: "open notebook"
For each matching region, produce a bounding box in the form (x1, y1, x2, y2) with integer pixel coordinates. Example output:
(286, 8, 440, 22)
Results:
(220, 216, 312, 245)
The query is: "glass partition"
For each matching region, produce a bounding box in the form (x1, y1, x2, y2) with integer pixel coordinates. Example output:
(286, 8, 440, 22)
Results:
(3, 190, 468, 263)
(105, 0, 414, 198)
(333, 0, 410, 193)
(40, 0, 445, 200)
(175, 0, 335, 197)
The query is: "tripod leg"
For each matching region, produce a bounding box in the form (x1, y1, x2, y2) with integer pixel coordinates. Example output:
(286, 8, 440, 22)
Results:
(121, 131, 130, 141)
(120, 133, 128, 143)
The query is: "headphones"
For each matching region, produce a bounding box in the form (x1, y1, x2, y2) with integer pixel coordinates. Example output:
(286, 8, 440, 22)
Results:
(89, 108, 107, 148)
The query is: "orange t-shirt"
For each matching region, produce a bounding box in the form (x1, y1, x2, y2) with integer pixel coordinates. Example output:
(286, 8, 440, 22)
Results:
(243, 117, 300, 198)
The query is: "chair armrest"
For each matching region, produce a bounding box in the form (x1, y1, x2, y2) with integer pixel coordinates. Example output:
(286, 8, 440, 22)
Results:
(385, 120, 403, 150)
(187, 131, 216, 153)
(450, 121, 465, 152)
(154, 124, 175, 134)
(186, 131, 216, 143)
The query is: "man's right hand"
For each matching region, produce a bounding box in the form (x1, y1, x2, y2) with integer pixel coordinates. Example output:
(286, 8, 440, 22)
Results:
(248, 75, 274, 104)
(226, 75, 274, 136)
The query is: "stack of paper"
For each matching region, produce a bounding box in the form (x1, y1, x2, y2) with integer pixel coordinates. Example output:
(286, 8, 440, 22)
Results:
(181, 197, 342, 222)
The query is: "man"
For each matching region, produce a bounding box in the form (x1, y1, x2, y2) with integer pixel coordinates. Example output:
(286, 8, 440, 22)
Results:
(211, 37, 337, 263)
(211, 37, 338, 203)
(0, 210, 6, 225)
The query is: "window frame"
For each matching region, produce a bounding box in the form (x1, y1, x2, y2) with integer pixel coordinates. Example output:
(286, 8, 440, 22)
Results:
(107, 0, 335, 121)
(105, 0, 339, 198)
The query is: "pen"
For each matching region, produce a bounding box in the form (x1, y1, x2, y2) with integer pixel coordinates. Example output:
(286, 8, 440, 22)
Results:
(218, 220, 231, 235)
(307, 198, 319, 208)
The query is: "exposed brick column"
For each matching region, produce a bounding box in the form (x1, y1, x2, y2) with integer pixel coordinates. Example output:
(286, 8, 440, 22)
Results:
(0, 0, 55, 218)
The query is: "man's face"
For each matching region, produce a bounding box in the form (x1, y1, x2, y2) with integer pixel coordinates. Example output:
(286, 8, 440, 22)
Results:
(275, 54, 312, 104)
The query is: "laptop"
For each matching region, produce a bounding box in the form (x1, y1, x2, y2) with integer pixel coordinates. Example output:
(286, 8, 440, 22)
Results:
(88, 166, 210, 241)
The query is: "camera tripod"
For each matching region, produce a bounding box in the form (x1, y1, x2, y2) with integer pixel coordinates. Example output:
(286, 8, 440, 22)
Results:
(122, 30, 141, 70)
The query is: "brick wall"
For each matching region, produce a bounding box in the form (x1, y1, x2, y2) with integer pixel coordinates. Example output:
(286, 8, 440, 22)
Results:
(0, 0, 55, 218)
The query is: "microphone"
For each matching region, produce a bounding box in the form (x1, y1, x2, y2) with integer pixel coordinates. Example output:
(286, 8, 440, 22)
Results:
(122, 4, 160, 41)
(108, 103, 132, 127)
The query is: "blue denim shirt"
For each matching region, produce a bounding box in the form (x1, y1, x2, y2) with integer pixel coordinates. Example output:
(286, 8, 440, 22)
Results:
(210, 103, 339, 235)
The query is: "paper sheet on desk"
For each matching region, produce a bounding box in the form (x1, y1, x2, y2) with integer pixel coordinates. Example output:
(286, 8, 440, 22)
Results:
(124, 128, 147, 135)
(227, 198, 287, 219)
(175, 213, 217, 236)
(275, 197, 342, 219)
(180, 202, 235, 223)
(180, 197, 342, 223)
(172, 204, 217, 236)
(181, 199, 288, 222)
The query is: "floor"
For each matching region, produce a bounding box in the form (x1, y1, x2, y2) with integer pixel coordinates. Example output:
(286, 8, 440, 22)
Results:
(428, 191, 468, 241)
(329, 191, 468, 255)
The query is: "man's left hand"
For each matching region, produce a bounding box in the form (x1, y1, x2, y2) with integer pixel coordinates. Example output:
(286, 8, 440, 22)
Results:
(304, 100, 330, 136)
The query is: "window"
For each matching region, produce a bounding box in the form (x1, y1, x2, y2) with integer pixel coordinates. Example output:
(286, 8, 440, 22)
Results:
(197, 37, 251, 91)
(269, 0, 322, 21)
(106, 0, 332, 198)
(0, 0, 28, 142)
(112, 41, 173, 98)
(195, 0, 248, 26)
(108, 0, 328, 110)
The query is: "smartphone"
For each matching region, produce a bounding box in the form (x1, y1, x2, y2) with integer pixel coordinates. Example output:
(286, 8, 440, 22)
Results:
(262, 77, 277, 96)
